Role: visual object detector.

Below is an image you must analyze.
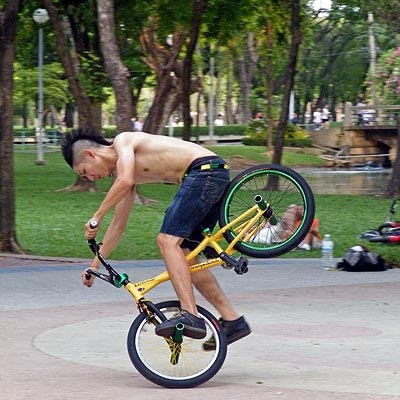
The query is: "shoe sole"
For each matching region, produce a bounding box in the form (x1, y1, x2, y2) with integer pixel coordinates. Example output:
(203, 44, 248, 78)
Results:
(156, 325, 206, 340)
(203, 328, 251, 351)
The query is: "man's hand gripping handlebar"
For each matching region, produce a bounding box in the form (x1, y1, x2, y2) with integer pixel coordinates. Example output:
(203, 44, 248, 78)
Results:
(84, 220, 129, 288)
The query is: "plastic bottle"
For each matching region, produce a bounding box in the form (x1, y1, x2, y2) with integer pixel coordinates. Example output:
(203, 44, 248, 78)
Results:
(321, 234, 334, 270)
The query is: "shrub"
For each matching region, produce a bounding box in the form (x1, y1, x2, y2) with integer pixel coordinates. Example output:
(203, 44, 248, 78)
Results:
(242, 120, 312, 147)
(163, 124, 246, 137)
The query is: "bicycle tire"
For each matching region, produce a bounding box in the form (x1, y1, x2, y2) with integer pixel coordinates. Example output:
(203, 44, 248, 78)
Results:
(127, 300, 227, 388)
(219, 164, 315, 258)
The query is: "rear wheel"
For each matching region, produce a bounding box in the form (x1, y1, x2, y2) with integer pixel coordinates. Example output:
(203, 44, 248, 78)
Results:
(219, 164, 315, 258)
(127, 301, 227, 388)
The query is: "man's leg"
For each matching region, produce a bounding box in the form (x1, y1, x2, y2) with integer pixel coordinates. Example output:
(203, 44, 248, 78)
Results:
(157, 233, 197, 315)
(188, 255, 239, 321)
(155, 232, 207, 339)
(187, 251, 251, 348)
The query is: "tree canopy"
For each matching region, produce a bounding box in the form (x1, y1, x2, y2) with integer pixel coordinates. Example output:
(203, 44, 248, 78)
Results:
(3, 0, 400, 252)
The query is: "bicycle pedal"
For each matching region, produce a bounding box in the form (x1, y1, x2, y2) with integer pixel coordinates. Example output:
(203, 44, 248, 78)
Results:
(234, 256, 249, 275)
(220, 253, 249, 274)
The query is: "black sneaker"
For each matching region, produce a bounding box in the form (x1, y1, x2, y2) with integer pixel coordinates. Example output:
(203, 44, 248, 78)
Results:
(155, 310, 207, 339)
(203, 316, 251, 351)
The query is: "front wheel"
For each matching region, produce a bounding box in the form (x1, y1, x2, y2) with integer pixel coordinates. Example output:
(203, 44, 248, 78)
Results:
(219, 164, 315, 258)
(127, 301, 227, 388)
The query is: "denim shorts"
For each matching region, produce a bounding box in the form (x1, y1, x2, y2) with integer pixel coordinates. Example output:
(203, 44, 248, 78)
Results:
(159, 157, 230, 250)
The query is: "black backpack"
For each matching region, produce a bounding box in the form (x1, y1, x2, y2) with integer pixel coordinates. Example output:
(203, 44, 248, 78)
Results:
(336, 245, 387, 272)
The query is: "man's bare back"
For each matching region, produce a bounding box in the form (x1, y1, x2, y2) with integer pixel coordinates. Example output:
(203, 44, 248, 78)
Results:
(113, 131, 216, 184)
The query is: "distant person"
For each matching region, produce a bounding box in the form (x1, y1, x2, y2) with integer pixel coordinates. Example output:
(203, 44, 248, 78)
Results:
(362, 104, 375, 125)
(313, 108, 322, 130)
(356, 99, 365, 125)
(251, 204, 321, 251)
(321, 105, 330, 128)
(285, 204, 322, 251)
(214, 114, 224, 126)
(290, 113, 299, 125)
(133, 117, 143, 132)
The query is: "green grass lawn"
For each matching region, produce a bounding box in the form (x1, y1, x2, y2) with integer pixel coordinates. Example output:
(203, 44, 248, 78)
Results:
(12, 147, 399, 266)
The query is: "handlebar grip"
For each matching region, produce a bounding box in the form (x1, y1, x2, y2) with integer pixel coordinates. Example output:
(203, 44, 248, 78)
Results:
(89, 220, 98, 229)
(84, 268, 92, 280)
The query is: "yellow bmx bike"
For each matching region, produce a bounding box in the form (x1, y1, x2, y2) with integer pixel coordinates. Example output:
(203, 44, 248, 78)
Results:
(85, 164, 315, 388)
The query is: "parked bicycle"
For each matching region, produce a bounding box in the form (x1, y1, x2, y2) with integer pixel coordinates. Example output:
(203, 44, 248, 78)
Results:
(85, 164, 315, 388)
(360, 199, 400, 244)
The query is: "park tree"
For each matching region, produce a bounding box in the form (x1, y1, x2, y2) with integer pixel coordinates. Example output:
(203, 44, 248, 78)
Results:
(43, 0, 108, 192)
(97, 0, 154, 204)
(0, 0, 23, 253)
(236, 31, 259, 123)
(97, 0, 134, 133)
(139, 1, 203, 136)
(252, 0, 298, 147)
(272, 0, 302, 166)
(13, 62, 69, 128)
(140, 22, 186, 135)
(181, 0, 208, 141)
(43, 0, 106, 132)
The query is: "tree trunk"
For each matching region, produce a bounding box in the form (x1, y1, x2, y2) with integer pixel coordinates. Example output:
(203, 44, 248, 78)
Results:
(237, 32, 259, 123)
(141, 26, 184, 135)
(181, 0, 208, 141)
(144, 72, 181, 135)
(44, 0, 102, 131)
(272, 0, 302, 167)
(58, 176, 99, 192)
(97, 0, 134, 133)
(0, 0, 23, 253)
(215, 48, 223, 120)
(266, 20, 274, 150)
(225, 52, 234, 124)
(43, 0, 101, 192)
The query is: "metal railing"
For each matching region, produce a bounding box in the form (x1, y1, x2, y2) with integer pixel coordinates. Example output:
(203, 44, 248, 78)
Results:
(344, 102, 400, 129)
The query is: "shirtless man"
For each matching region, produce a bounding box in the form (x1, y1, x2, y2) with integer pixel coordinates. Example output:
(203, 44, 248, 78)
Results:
(61, 128, 250, 346)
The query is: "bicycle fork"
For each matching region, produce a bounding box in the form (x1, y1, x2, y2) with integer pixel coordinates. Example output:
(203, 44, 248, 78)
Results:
(138, 298, 184, 365)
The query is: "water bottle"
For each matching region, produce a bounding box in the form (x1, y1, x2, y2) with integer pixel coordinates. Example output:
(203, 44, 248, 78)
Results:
(321, 234, 334, 270)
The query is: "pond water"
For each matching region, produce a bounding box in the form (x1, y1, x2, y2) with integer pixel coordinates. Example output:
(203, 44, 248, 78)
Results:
(297, 168, 391, 195)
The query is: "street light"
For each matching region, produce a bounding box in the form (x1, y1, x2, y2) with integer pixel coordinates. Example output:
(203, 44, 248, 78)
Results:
(33, 8, 49, 165)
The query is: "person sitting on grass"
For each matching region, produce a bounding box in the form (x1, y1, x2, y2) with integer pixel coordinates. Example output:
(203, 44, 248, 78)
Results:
(283, 204, 321, 251)
(251, 204, 321, 251)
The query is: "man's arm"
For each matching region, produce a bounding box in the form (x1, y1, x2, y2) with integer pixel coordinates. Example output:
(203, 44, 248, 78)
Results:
(85, 134, 136, 239)
(83, 185, 135, 285)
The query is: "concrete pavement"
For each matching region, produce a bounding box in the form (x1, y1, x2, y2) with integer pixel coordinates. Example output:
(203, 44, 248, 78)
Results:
(1, 255, 400, 399)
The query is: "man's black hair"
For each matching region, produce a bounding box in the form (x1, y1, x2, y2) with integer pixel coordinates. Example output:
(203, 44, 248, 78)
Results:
(61, 128, 112, 168)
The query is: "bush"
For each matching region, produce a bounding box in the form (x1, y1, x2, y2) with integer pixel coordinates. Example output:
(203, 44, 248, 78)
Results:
(163, 124, 246, 137)
(103, 127, 117, 138)
(241, 120, 312, 148)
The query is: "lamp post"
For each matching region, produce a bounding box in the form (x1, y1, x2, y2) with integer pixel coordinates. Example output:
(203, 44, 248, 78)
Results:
(33, 8, 49, 165)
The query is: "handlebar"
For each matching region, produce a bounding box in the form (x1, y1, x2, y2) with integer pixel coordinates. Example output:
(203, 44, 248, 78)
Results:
(85, 238, 129, 288)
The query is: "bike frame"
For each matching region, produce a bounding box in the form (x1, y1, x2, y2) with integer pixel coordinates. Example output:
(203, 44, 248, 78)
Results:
(88, 198, 268, 304)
